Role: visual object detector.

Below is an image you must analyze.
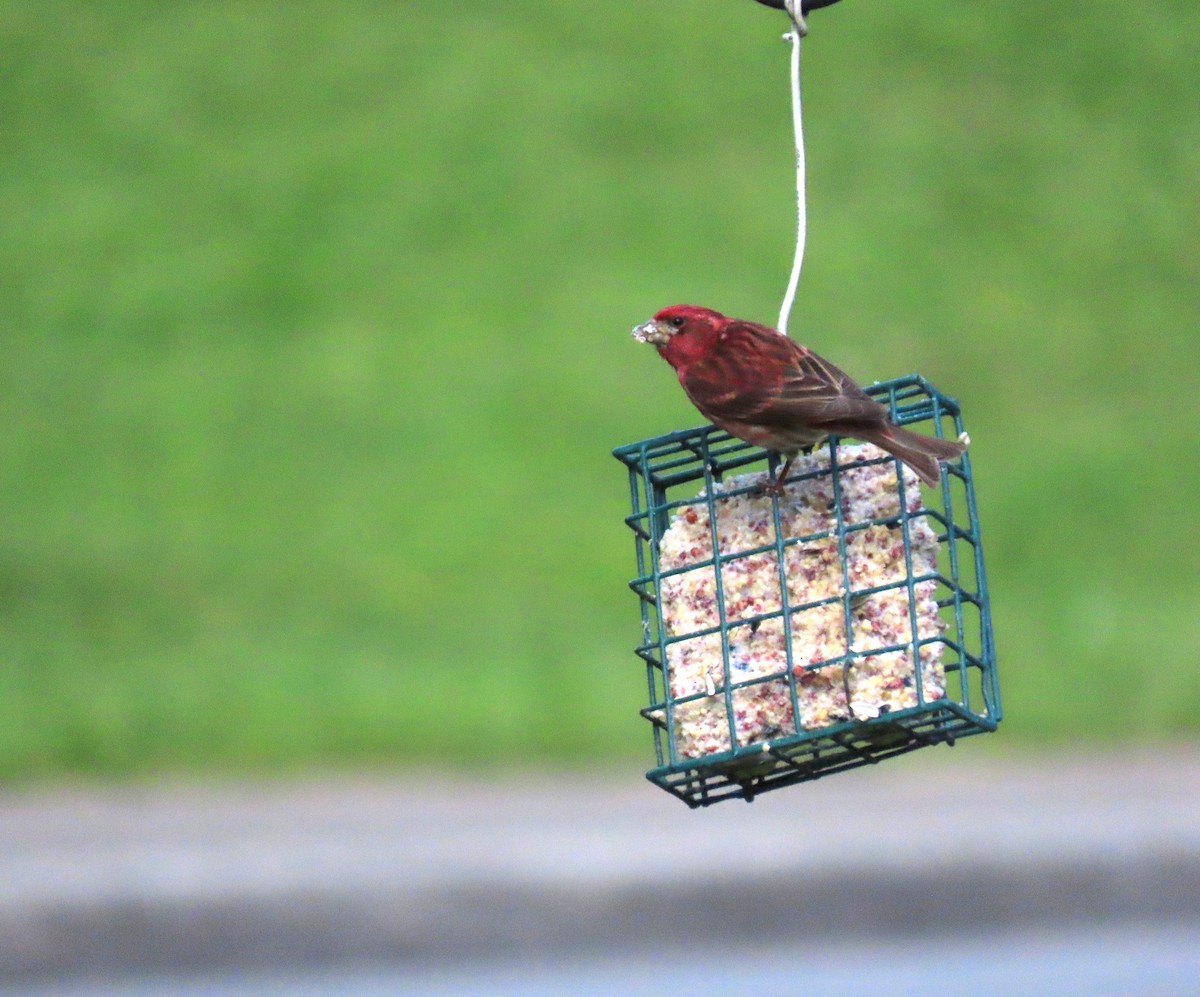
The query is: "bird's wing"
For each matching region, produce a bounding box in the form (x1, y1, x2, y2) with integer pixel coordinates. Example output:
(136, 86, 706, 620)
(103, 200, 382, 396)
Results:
(770, 341, 889, 426)
(682, 320, 886, 427)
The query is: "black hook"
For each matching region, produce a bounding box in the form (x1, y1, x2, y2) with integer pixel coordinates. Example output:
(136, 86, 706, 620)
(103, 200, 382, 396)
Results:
(751, 0, 844, 12)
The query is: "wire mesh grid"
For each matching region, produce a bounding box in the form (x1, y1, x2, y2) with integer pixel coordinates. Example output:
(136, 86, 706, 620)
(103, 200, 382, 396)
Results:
(613, 375, 999, 807)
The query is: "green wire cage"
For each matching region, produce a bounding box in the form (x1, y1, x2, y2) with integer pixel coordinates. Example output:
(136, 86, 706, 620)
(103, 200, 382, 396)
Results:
(614, 375, 999, 807)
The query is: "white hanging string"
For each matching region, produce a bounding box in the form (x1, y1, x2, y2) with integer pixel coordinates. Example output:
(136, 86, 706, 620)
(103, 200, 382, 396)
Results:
(777, 0, 808, 336)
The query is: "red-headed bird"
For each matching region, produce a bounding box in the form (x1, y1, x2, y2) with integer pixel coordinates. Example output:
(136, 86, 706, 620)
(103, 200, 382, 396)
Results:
(632, 304, 966, 490)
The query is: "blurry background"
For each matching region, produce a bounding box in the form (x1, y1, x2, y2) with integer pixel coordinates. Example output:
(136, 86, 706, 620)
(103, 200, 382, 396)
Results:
(2, 0, 1197, 778)
(3, 3, 1200, 993)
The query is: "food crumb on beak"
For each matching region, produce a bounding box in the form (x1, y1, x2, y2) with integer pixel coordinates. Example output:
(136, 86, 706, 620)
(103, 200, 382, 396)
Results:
(632, 319, 667, 345)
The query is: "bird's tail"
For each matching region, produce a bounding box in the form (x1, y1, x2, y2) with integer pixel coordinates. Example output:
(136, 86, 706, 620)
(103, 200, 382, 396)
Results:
(857, 424, 967, 488)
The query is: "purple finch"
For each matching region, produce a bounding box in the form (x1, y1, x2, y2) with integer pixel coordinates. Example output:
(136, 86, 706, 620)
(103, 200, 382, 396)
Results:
(632, 304, 966, 489)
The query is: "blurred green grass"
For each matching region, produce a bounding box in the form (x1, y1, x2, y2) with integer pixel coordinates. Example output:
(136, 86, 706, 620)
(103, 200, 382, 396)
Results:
(1, 1, 1196, 779)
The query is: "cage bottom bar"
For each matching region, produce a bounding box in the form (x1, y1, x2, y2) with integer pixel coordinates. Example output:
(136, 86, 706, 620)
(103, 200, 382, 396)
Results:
(647, 700, 995, 808)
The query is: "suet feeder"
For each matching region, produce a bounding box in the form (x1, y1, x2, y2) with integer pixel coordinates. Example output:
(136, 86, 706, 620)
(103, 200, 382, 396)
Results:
(614, 377, 999, 807)
(613, 0, 1000, 805)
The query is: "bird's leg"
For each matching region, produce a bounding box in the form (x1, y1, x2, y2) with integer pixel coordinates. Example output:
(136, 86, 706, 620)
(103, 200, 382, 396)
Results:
(760, 454, 796, 497)
(774, 454, 796, 490)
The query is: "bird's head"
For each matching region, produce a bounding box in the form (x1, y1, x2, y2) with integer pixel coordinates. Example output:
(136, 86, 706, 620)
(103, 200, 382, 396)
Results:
(631, 304, 726, 371)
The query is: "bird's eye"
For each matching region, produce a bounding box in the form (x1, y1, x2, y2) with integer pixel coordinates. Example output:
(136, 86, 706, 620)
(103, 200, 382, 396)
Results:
(669, 316, 685, 329)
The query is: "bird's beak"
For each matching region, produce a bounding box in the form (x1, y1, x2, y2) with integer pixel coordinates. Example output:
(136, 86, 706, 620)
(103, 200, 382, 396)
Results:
(631, 319, 671, 345)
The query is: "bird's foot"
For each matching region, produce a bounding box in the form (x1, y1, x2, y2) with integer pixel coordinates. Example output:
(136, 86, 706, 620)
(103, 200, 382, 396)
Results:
(756, 476, 786, 498)
(757, 455, 795, 497)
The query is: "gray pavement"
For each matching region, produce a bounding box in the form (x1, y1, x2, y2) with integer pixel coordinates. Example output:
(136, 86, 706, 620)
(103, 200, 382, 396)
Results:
(2, 747, 1198, 988)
